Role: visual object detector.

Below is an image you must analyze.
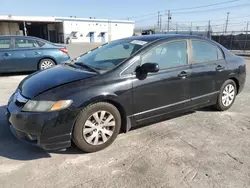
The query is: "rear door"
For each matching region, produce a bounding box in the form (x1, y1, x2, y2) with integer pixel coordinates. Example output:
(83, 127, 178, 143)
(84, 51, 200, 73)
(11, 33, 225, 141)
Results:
(14, 38, 43, 71)
(0, 37, 14, 72)
(189, 39, 228, 105)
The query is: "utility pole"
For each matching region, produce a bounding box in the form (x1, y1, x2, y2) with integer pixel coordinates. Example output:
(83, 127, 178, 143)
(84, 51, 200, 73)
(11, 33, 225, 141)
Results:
(244, 22, 249, 51)
(225, 12, 230, 34)
(159, 14, 162, 30)
(207, 20, 211, 38)
(167, 10, 171, 32)
(190, 22, 192, 35)
(176, 22, 178, 34)
(157, 11, 160, 29)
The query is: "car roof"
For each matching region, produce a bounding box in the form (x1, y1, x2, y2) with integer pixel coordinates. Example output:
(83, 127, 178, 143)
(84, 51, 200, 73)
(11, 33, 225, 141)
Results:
(0, 35, 49, 42)
(123, 34, 208, 42)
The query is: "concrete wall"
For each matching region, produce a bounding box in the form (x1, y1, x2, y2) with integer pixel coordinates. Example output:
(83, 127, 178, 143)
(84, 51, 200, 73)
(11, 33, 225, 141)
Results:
(0, 22, 20, 35)
(63, 20, 134, 43)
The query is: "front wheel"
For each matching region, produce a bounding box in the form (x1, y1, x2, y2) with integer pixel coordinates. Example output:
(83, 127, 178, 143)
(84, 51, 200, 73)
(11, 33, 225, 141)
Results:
(73, 102, 121, 153)
(215, 80, 237, 111)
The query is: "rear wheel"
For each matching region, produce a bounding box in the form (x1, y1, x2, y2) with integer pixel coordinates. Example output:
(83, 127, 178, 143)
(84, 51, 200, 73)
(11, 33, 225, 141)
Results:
(215, 80, 237, 111)
(73, 102, 121, 153)
(39, 59, 55, 70)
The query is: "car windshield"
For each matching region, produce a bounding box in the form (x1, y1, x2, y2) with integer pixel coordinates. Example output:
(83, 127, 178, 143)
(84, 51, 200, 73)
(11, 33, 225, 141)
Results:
(72, 39, 147, 71)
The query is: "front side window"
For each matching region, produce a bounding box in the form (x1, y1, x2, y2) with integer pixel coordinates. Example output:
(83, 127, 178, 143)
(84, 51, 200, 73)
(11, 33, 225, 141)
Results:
(0, 38, 11, 49)
(191, 40, 218, 63)
(15, 39, 39, 48)
(141, 40, 188, 69)
(73, 39, 146, 71)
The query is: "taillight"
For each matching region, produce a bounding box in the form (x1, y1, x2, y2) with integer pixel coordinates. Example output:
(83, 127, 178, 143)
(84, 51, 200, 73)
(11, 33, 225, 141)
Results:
(59, 48, 68, 54)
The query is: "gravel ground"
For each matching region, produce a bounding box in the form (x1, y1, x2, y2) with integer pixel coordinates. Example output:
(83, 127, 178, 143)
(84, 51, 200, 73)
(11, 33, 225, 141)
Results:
(0, 55, 249, 188)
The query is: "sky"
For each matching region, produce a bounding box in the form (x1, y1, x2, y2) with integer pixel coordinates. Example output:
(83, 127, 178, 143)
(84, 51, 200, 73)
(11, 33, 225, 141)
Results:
(0, 0, 250, 32)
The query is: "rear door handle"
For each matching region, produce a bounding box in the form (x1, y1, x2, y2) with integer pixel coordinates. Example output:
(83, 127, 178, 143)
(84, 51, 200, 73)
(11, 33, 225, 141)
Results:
(178, 71, 191, 78)
(216, 65, 225, 71)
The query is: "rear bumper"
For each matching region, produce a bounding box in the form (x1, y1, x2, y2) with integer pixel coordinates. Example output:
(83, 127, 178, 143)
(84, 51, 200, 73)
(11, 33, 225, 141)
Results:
(238, 64, 246, 94)
(6, 100, 78, 150)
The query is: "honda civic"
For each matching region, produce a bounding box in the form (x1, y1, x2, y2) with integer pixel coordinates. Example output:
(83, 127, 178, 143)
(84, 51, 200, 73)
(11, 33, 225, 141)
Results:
(6, 34, 246, 153)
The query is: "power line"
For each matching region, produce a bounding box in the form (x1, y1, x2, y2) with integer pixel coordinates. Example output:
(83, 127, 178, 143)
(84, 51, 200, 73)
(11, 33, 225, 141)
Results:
(126, 0, 243, 19)
(172, 3, 250, 14)
(170, 0, 242, 11)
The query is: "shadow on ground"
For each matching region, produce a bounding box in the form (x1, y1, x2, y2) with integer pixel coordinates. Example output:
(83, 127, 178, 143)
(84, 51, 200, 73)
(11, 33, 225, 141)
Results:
(0, 105, 86, 161)
(0, 103, 211, 161)
(0, 72, 33, 77)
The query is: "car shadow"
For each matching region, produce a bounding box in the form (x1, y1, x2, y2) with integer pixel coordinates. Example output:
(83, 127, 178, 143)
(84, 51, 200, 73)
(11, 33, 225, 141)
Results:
(0, 72, 33, 77)
(0, 105, 85, 160)
(197, 106, 216, 112)
(0, 105, 51, 161)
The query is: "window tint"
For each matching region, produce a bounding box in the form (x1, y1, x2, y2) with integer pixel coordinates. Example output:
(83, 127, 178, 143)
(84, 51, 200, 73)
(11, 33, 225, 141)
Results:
(95, 43, 138, 61)
(191, 40, 218, 63)
(217, 47, 224, 59)
(142, 41, 187, 69)
(15, 39, 39, 48)
(0, 38, 11, 49)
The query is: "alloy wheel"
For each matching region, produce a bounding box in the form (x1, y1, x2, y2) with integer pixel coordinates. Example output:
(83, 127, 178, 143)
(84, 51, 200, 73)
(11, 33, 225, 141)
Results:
(222, 84, 235, 107)
(40, 60, 54, 70)
(83, 111, 116, 145)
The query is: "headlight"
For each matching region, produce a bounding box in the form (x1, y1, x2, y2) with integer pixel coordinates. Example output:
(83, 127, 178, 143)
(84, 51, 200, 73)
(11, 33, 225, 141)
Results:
(22, 100, 72, 112)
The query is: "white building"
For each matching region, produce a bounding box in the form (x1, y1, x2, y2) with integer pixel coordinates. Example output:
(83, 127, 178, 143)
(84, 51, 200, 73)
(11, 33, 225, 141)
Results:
(0, 15, 135, 43)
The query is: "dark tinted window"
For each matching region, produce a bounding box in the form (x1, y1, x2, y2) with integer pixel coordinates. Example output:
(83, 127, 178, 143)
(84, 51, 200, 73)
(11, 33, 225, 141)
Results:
(191, 40, 218, 63)
(15, 39, 39, 48)
(142, 40, 187, 69)
(0, 38, 11, 49)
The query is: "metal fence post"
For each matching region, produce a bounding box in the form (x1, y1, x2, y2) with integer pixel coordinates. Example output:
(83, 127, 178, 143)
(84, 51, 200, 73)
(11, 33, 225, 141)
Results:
(230, 31, 233, 50)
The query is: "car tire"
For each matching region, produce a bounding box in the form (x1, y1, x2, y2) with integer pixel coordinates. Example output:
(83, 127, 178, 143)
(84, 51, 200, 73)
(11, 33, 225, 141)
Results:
(39, 59, 56, 70)
(73, 102, 121, 153)
(215, 79, 237, 111)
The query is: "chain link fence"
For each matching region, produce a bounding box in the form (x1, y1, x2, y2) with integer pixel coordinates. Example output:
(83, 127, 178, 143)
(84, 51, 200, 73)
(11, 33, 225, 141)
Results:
(212, 31, 250, 51)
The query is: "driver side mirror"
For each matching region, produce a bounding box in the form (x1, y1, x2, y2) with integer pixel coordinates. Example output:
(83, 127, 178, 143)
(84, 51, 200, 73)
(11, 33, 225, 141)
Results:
(136, 63, 159, 74)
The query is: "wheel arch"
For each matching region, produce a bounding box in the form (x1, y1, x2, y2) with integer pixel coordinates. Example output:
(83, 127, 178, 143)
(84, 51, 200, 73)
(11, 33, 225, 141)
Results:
(228, 77, 240, 94)
(37, 57, 57, 69)
(77, 95, 128, 133)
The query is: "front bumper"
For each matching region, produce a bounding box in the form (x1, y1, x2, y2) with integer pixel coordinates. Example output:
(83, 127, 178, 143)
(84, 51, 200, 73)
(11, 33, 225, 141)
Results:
(6, 99, 78, 150)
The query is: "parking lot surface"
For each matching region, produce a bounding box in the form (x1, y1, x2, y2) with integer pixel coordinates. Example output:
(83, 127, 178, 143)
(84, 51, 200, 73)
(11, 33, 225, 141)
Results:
(0, 55, 249, 188)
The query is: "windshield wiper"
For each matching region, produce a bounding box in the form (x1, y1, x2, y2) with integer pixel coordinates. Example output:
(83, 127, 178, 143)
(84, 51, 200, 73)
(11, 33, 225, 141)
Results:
(74, 62, 100, 74)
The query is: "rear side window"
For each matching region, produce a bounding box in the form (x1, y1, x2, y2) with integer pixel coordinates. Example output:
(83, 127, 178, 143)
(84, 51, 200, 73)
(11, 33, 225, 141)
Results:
(191, 40, 218, 63)
(15, 39, 39, 48)
(36, 40, 46, 47)
(217, 47, 224, 59)
(0, 38, 11, 49)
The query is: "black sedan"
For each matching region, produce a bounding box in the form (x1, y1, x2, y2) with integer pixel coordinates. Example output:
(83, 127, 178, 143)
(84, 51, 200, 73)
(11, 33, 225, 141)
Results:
(6, 34, 246, 153)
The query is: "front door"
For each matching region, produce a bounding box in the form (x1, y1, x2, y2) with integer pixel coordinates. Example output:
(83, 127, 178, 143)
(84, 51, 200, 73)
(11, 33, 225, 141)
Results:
(0, 37, 15, 73)
(189, 39, 228, 105)
(132, 40, 192, 123)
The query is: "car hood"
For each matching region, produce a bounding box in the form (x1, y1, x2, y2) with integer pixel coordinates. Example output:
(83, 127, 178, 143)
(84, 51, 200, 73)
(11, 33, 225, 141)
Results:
(19, 65, 97, 99)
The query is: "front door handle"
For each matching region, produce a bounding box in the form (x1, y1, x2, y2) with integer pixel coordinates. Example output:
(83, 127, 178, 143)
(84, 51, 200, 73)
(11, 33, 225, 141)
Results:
(34, 51, 41, 55)
(178, 71, 191, 78)
(3, 53, 11, 57)
(216, 65, 225, 71)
